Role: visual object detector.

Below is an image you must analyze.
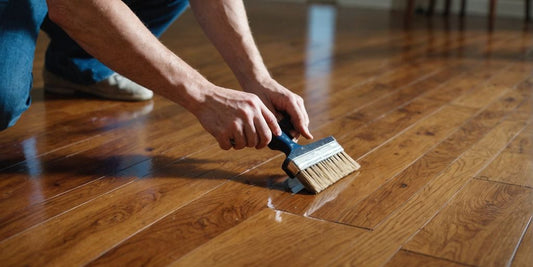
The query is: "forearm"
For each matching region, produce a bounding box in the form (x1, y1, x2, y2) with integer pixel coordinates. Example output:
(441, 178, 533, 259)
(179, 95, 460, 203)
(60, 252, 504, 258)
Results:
(189, 0, 271, 88)
(46, 0, 209, 113)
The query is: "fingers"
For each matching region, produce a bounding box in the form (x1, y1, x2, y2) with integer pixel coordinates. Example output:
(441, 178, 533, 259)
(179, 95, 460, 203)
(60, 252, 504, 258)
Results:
(243, 118, 258, 148)
(217, 135, 233, 150)
(286, 96, 313, 140)
(261, 105, 282, 137)
(223, 106, 275, 150)
(201, 88, 285, 151)
(254, 114, 272, 149)
(232, 122, 247, 150)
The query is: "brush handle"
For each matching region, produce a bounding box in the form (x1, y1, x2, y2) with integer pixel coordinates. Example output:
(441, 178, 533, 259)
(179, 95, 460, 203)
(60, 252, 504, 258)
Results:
(268, 116, 300, 156)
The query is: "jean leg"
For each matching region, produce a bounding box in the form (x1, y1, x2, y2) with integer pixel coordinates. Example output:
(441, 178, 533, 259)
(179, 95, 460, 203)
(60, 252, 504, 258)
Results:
(42, 0, 189, 85)
(0, 0, 48, 130)
(40, 16, 115, 85)
(127, 0, 190, 37)
(0, 1, 7, 17)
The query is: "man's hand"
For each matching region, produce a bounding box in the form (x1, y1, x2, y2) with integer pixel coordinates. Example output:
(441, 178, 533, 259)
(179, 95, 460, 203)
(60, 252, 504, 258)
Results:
(192, 86, 282, 150)
(243, 78, 313, 141)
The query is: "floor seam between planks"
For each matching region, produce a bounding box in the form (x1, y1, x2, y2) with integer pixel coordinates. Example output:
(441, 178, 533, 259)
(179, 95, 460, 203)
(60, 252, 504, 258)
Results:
(507, 216, 533, 267)
(472, 176, 533, 189)
(269, 207, 376, 231)
(396, 249, 478, 267)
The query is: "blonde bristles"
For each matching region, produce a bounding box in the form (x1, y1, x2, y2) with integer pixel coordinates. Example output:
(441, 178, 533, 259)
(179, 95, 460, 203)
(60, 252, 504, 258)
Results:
(296, 152, 360, 193)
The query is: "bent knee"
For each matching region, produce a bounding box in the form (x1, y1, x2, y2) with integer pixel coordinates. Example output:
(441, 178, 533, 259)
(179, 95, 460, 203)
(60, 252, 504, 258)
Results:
(0, 87, 31, 131)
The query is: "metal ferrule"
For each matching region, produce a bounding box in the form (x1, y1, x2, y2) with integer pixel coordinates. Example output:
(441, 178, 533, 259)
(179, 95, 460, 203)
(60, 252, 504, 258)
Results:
(286, 137, 344, 176)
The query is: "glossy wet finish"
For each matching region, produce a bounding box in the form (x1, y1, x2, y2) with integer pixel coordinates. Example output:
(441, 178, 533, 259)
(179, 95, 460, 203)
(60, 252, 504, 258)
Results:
(0, 2, 532, 266)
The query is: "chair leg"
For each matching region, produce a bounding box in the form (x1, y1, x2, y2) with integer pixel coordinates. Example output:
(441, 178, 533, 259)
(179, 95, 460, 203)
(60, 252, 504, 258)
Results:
(526, 0, 531, 21)
(405, 0, 415, 22)
(489, 0, 496, 29)
(427, 0, 436, 16)
(460, 0, 467, 17)
(444, 0, 452, 16)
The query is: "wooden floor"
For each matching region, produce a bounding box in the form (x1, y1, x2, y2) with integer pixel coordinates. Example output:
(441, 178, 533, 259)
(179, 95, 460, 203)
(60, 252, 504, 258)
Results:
(1, 2, 532, 266)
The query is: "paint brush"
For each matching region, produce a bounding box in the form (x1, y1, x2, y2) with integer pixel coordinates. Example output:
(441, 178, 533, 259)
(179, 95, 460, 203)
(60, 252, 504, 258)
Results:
(268, 118, 360, 193)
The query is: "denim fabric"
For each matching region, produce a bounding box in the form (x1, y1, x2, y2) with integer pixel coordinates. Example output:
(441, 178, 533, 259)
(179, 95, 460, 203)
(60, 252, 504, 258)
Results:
(0, 0, 47, 130)
(0, 0, 189, 130)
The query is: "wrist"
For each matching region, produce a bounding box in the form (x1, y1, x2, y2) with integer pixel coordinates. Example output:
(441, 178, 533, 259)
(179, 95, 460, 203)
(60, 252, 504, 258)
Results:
(165, 71, 216, 116)
(239, 70, 274, 92)
(228, 54, 271, 91)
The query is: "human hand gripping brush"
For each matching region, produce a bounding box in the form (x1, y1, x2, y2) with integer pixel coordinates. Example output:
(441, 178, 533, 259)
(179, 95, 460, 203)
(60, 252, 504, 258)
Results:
(268, 118, 360, 193)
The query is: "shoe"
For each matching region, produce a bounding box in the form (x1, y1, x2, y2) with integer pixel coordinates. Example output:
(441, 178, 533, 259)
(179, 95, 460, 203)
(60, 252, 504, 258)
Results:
(43, 69, 153, 101)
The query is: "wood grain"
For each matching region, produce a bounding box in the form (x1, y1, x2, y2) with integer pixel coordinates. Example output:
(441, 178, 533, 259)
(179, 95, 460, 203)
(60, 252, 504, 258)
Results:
(89, 181, 284, 266)
(169, 209, 367, 266)
(477, 124, 533, 187)
(403, 179, 533, 267)
(384, 250, 469, 267)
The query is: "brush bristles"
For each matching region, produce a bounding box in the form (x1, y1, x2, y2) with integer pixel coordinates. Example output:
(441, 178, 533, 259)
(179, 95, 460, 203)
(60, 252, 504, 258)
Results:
(296, 152, 360, 193)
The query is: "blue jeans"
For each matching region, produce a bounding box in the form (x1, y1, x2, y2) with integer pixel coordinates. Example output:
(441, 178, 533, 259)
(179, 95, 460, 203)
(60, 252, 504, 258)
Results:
(0, 0, 189, 130)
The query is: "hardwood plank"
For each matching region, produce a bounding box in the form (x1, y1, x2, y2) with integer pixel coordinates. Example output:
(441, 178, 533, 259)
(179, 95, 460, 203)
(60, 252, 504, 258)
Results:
(335, 81, 531, 229)
(451, 64, 532, 109)
(403, 180, 533, 267)
(89, 181, 285, 266)
(477, 150, 533, 188)
(506, 123, 533, 154)
(512, 219, 533, 267)
(384, 250, 469, 267)
(476, 122, 533, 188)
(169, 209, 367, 266)
(330, 119, 528, 266)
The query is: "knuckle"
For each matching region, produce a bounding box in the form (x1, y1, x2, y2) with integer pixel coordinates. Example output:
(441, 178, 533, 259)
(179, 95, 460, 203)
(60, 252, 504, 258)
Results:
(263, 135, 272, 147)
(247, 95, 260, 106)
(238, 108, 250, 118)
(221, 129, 231, 138)
(288, 94, 298, 102)
(231, 120, 240, 131)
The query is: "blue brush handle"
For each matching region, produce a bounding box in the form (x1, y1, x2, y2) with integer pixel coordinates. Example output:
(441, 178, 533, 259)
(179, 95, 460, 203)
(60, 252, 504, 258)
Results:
(268, 116, 300, 156)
